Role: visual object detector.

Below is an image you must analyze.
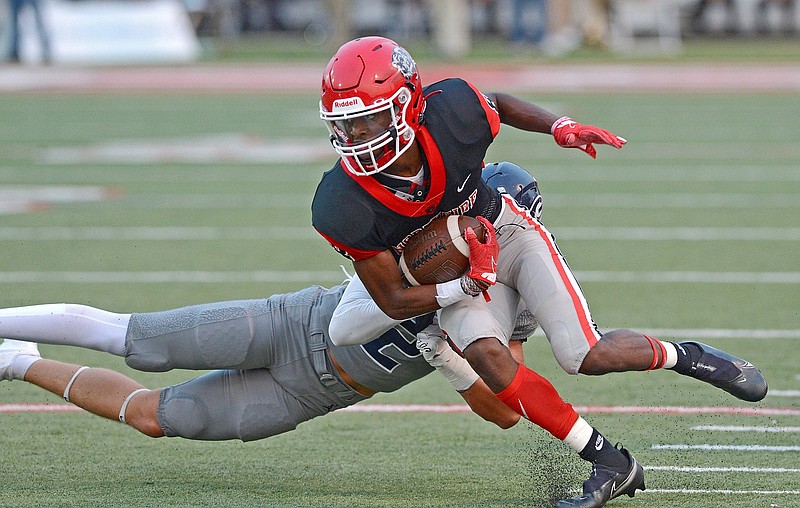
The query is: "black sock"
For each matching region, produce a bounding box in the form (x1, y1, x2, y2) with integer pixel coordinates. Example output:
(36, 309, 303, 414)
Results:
(578, 429, 629, 473)
(669, 342, 702, 375)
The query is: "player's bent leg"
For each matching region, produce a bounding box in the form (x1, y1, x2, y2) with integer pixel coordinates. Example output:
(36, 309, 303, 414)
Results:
(0, 304, 129, 355)
(462, 338, 518, 393)
(119, 389, 164, 437)
(464, 339, 579, 440)
(18, 354, 164, 437)
(124, 299, 283, 372)
(579, 329, 664, 375)
(158, 369, 314, 441)
(580, 330, 768, 402)
(500, 232, 602, 375)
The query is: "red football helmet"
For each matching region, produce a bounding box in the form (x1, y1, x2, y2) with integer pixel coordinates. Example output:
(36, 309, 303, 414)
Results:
(320, 36, 425, 176)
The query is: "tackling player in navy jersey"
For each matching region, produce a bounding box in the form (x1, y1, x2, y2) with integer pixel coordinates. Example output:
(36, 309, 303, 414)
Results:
(312, 36, 767, 508)
(0, 280, 528, 441)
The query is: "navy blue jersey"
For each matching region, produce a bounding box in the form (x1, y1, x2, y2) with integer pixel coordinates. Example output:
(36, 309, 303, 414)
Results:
(312, 78, 503, 261)
(317, 284, 436, 393)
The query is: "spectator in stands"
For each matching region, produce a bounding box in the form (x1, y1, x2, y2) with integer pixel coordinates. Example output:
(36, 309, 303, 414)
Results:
(755, 0, 797, 34)
(509, 0, 548, 45)
(689, 0, 739, 35)
(8, 0, 51, 63)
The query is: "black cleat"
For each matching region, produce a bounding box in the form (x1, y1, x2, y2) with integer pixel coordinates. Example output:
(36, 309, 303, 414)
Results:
(678, 341, 768, 402)
(556, 446, 645, 508)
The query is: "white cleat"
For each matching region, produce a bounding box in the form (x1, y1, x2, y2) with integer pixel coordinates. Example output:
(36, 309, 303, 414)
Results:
(0, 339, 41, 381)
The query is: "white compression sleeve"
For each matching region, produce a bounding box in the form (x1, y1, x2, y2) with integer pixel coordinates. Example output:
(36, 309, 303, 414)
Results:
(0, 303, 130, 356)
(329, 275, 401, 346)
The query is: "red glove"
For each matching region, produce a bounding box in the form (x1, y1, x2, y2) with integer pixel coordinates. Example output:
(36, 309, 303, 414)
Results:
(465, 216, 499, 300)
(551, 116, 627, 159)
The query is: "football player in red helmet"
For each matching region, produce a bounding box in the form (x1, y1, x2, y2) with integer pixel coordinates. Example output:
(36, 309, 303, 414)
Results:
(313, 37, 766, 508)
(320, 37, 425, 176)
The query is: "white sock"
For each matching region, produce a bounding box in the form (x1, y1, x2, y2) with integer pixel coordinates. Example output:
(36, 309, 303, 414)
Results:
(661, 341, 678, 369)
(563, 416, 594, 453)
(11, 354, 40, 381)
(0, 304, 130, 356)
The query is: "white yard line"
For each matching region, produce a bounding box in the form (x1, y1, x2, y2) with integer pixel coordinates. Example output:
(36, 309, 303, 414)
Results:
(573, 406, 800, 416)
(646, 466, 800, 473)
(0, 271, 345, 283)
(527, 193, 800, 209)
(652, 444, 800, 452)
(691, 425, 800, 433)
(0, 226, 320, 240)
(767, 390, 800, 397)
(5, 164, 800, 183)
(1, 226, 799, 241)
(554, 227, 800, 241)
(638, 328, 800, 339)
(0, 270, 797, 284)
(642, 489, 800, 495)
(575, 271, 800, 283)
(0, 186, 121, 215)
(97, 192, 800, 209)
(0, 403, 82, 413)
(4, 189, 798, 214)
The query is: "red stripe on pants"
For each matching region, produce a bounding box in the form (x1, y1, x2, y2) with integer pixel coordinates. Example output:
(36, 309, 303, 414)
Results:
(504, 196, 600, 348)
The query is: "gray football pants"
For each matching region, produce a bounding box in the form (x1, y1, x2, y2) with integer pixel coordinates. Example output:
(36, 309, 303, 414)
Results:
(123, 289, 366, 441)
(440, 195, 603, 374)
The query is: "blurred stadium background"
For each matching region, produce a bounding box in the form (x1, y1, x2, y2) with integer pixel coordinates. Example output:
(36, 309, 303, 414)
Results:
(2, 0, 800, 64)
(1, 1, 799, 507)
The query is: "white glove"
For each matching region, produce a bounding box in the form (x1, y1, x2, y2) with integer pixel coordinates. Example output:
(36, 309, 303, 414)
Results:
(416, 325, 449, 367)
(416, 325, 479, 392)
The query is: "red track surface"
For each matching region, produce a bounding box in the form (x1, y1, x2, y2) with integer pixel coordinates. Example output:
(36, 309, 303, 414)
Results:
(1, 62, 799, 93)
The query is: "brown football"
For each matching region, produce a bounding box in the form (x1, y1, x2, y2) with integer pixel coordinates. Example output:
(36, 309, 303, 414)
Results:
(399, 215, 486, 286)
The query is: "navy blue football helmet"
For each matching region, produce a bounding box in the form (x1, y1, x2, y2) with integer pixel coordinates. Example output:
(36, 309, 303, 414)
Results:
(482, 162, 543, 221)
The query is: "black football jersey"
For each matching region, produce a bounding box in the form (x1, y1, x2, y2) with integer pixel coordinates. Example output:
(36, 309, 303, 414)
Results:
(312, 78, 503, 261)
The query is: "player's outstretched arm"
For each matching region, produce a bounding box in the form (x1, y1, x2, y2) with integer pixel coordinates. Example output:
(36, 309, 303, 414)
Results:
(416, 325, 519, 429)
(488, 92, 626, 158)
(459, 378, 520, 429)
(329, 274, 403, 346)
(487, 92, 559, 134)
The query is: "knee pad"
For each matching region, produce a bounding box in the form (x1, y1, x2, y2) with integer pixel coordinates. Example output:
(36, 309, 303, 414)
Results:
(545, 321, 588, 375)
(159, 395, 211, 440)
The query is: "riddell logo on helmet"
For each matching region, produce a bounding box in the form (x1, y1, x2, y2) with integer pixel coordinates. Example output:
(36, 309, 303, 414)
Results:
(333, 97, 365, 110)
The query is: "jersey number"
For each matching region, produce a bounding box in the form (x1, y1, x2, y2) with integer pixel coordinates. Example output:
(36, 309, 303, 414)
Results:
(361, 320, 421, 372)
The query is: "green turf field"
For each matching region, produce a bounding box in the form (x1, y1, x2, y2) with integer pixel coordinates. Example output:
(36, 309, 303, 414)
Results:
(1, 88, 798, 507)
